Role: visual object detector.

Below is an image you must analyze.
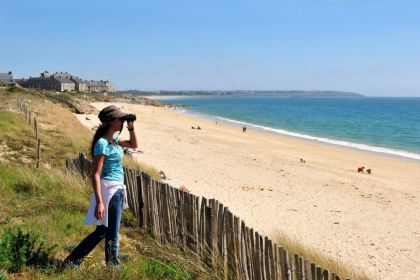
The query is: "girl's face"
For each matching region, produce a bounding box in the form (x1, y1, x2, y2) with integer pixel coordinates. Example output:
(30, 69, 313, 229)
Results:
(110, 118, 123, 132)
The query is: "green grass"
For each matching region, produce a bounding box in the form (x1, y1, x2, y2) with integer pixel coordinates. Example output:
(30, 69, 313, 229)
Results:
(0, 89, 217, 279)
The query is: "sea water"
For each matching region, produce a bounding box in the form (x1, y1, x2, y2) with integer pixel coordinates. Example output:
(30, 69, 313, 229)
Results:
(162, 96, 420, 160)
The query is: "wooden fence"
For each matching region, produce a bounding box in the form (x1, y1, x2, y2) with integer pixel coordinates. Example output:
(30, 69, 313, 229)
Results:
(41, 91, 89, 114)
(67, 153, 349, 280)
(42, 92, 78, 107)
(16, 97, 41, 168)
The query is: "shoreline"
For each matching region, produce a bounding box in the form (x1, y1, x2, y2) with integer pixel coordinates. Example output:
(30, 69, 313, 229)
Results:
(75, 102, 420, 280)
(144, 95, 208, 100)
(173, 106, 420, 163)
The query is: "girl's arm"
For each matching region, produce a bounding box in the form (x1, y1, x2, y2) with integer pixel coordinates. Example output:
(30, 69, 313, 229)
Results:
(92, 154, 105, 220)
(119, 120, 138, 149)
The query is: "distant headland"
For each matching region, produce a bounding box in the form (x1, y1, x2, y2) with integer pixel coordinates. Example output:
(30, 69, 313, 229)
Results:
(118, 90, 365, 98)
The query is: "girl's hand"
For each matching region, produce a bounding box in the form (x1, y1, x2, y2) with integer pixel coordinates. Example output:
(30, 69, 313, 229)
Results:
(95, 202, 105, 220)
(127, 121, 134, 130)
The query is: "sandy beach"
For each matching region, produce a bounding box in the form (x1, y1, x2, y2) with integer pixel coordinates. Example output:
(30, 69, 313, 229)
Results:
(76, 102, 420, 280)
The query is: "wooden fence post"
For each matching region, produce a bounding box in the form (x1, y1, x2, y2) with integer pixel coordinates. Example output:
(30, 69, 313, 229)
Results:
(36, 138, 41, 168)
(34, 117, 38, 139)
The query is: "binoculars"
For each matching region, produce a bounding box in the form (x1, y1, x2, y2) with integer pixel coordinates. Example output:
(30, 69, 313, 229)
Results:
(121, 114, 136, 122)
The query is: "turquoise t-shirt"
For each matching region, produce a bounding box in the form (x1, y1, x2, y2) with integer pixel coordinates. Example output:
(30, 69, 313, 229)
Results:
(93, 135, 124, 182)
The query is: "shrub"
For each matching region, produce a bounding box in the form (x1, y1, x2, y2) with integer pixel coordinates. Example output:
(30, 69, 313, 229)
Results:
(0, 227, 57, 273)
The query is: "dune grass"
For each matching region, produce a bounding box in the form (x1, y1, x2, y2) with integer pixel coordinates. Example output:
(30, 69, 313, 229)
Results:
(275, 232, 372, 280)
(0, 88, 161, 178)
(0, 163, 218, 279)
(0, 88, 219, 279)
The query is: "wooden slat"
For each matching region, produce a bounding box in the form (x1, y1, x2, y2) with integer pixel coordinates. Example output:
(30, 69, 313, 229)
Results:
(210, 199, 218, 261)
(149, 179, 156, 237)
(201, 197, 209, 253)
(311, 263, 316, 280)
(233, 216, 240, 278)
(254, 231, 261, 280)
(278, 246, 287, 280)
(322, 269, 329, 280)
(145, 173, 151, 232)
(204, 205, 212, 267)
(194, 196, 200, 252)
(217, 203, 225, 257)
(181, 191, 188, 249)
(295, 255, 302, 280)
(268, 239, 277, 279)
(264, 236, 271, 280)
(168, 184, 176, 242)
(137, 174, 144, 227)
(316, 266, 322, 280)
(176, 186, 181, 244)
(186, 193, 194, 248)
(304, 259, 312, 280)
(241, 222, 250, 280)
(222, 206, 229, 277)
(259, 234, 265, 280)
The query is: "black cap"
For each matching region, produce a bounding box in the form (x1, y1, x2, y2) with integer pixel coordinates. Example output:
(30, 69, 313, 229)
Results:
(98, 105, 129, 123)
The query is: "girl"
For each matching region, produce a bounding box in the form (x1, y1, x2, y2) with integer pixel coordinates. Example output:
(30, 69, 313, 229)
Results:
(64, 105, 137, 267)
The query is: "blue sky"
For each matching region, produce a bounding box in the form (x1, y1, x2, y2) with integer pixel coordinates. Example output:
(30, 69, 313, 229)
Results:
(1, 0, 420, 96)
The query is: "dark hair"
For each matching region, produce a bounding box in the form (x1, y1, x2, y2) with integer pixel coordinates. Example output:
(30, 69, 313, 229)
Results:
(90, 120, 124, 157)
(91, 122, 111, 157)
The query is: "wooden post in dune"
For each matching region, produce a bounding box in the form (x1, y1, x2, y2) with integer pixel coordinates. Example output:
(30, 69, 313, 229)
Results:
(36, 138, 41, 168)
(34, 117, 38, 139)
(28, 111, 32, 125)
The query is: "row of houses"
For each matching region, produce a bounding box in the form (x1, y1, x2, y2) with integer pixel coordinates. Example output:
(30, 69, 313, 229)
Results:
(0, 71, 116, 93)
(0, 72, 15, 86)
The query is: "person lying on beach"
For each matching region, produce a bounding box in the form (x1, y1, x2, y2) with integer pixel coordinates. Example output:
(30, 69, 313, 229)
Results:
(357, 166, 365, 173)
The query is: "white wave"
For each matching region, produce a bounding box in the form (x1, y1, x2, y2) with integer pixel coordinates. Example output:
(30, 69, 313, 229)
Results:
(175, 108, 420, 161)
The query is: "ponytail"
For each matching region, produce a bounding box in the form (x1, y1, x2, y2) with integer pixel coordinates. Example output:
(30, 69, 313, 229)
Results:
(91, 122, 111, 157)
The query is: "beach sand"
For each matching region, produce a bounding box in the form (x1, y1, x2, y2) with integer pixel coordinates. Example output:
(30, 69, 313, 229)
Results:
(76, 102, 420, 280)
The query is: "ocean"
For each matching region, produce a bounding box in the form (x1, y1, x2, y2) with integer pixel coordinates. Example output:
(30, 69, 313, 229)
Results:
(161, 96, 420, 160)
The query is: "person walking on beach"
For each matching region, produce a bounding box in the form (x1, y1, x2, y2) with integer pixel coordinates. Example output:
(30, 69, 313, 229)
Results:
(63, 105, 138, 267)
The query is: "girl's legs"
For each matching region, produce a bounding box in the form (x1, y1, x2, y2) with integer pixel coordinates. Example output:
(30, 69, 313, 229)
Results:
(63, 226, 106, 266)
(63, 189, 124, 267)
(105, 189, 124, 266)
